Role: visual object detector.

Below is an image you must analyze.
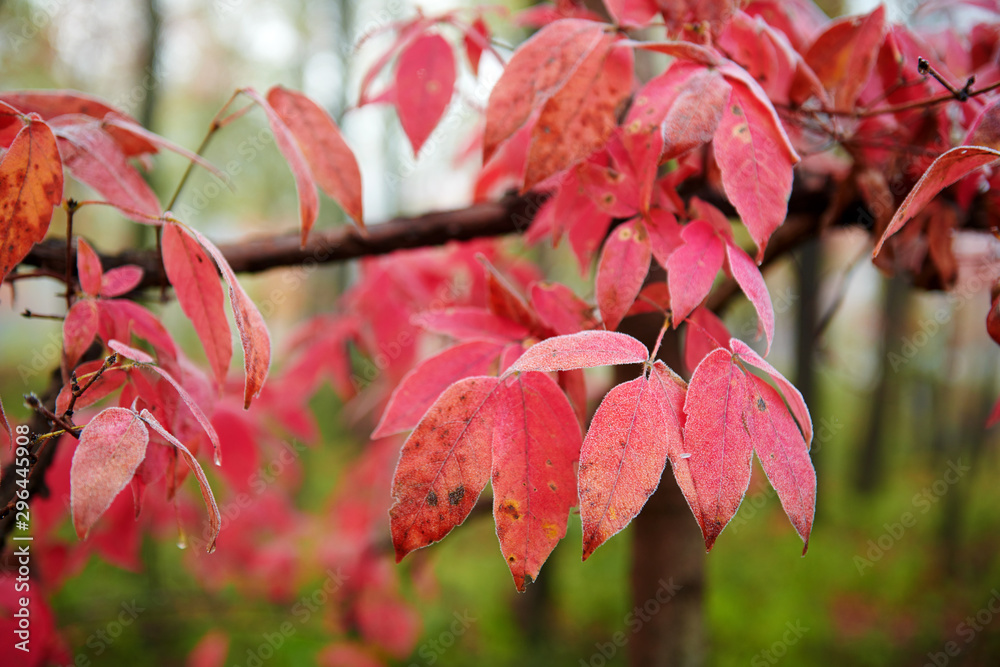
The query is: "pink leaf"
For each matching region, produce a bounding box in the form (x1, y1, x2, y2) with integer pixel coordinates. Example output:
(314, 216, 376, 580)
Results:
(161, 223, 232, 387)
(241, 88, 320, 246)
(108, 338, 154, 364)
(464, 17, 490, 75)
(373, 340, 505, 438)
(596, 221, 652, 331)
(395, 34, 456, 155)
(71, 407, 149, 539)
(682, 307, 730, 375)
(713, 78, 799, 261)
(529, 282, 598, 335)
(63, 300, 99, 370)
(139, 409, 221, 552)
(667, 220, 725, 326)
(265, 86, 364, 228)
(579, 365, 683, 560)
(75, 238, 103, 297)
(745, 374, 816, 552)
(508, 331, 648, 373)
(185, 227, 271, 409)
(492, 372, 580, 590)
(730, 338, 812, 446)
(100, 265, 143, 298)
(390, 376, 501, 561)
(413, 306, 529, 342)
(725, 241, 775, 355)
(51, 116, 161, 222)
(874, 146, 1000, 257)
(682, 348, 753, 550)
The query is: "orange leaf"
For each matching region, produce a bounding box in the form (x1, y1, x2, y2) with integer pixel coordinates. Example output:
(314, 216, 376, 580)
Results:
(0, 114, 63, 285)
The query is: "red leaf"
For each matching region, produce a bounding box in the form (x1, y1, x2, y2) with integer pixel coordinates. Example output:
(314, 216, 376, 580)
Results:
(667, 220, 725, 326)
(579, 362, 684, 560)
(730, 338, 812, 446)
(509, 331, 648, 373)
(71, 407, 149, 539)
(187, 631, 229, 667)
(106, 339, 155, 364)
(530, 281, 598, 335)
(395, 33, 456, 154)
(55, 360, 127, 415)
(524, 35, 633, 189)
(682, 348, 753, 550)
(414, 307, 528, 342)
(492, 372, 581, 590)
(0, 116, 63, 285)
(75, 238, 103, 297)
(713, 77, 799, 260)
(725, 241, 775, 355)
(874, 146, 1000, 257)
(63, 300, 99, 370)
(627, 40, 722, 67)
(373, 340, 505, 438)
(161, 223, 232, 387)
(745, 374, 816, 552)
(100, 265, 143, 298)
(51, 116, 161, 222)
(139, 409, 221, 552)
(265, 86, 364, 228)
(356, 591, 422, 659)
(646, 209, 683, 268)
(482, 257, 540, 332)
(596, 221, 652, 331)
(804, 5, 886, 111)
(98, 300, 177, 361)
(682, 307, 730, 375)
(464, 17, 490, 75)
(212, 407, 258, 494)
(241, 88, 320, 246)
(185, 227, 271, 409)
(627, 64, 731, 161)
(604, 0, 659, 27)
(390, 376, 501, 561)
(484, 19, 605, 163)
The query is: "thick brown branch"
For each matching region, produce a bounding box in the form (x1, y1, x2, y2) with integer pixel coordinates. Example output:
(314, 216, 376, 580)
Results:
(20, 194, 546, 289)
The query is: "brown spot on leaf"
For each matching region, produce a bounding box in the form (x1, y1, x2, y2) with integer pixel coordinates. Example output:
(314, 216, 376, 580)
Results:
(757, 397, 766, 411)
(500, 499, 521, 520)
(448, 485, 465, 506)
(426, 490, 438, 506)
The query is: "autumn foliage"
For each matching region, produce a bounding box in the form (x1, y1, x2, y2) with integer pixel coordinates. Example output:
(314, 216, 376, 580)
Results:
(4, 0, 1000, 663)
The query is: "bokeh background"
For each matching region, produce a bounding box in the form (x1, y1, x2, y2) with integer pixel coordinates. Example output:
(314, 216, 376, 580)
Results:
(3, 0, 1000, 665)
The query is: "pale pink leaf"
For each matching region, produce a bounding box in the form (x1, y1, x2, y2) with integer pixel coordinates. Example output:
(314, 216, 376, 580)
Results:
(508, 331, 648, 373)
(139, 409, 221, 552)
(71, 407, 149, 539)
(100, 265, 143, 298)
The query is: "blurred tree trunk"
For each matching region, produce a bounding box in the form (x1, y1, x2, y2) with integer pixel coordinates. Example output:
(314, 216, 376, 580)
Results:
(855, 274, 908, 494)
(795, 240, 821, 469)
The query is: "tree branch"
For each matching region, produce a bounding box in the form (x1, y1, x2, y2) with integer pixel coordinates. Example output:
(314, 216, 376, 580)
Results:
(20, 194, 547, 289)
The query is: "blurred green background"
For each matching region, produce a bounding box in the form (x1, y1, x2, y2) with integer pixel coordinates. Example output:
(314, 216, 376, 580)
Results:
(3, 0, 1000, 665)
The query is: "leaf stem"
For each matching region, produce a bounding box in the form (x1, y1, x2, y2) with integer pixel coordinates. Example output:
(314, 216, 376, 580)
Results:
(24, 394, 79, 440)
(62, 352, 118, 418)
(648, 316, 670, 364)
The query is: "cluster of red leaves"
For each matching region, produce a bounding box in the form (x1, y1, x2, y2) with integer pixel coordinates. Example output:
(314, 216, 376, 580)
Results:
(6, 0, 1000, 662)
